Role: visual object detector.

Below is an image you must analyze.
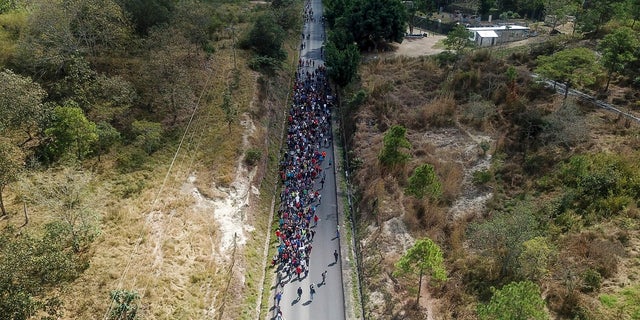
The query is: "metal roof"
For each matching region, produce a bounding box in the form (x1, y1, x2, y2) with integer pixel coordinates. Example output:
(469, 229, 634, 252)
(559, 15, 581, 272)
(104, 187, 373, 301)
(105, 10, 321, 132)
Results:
(468, 25, 529, 31)
(476, 30, 499, 38)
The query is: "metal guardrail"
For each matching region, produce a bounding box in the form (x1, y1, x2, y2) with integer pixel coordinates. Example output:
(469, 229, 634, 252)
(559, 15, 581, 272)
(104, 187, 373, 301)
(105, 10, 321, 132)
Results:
(531, 74, 640, 124)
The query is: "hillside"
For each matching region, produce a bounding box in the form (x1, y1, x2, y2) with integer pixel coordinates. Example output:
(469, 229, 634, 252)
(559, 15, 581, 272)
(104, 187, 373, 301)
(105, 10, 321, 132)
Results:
(345, 46, 640, 319)
(0, 0, 299, 319)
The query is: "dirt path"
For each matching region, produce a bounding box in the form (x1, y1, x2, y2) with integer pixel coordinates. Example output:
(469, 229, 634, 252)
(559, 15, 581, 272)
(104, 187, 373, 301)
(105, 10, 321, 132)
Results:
(393, 32, 446, 57)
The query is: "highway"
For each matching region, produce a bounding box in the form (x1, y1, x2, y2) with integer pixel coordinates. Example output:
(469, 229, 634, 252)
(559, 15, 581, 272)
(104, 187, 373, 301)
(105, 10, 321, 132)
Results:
(270, 0, 346, 318)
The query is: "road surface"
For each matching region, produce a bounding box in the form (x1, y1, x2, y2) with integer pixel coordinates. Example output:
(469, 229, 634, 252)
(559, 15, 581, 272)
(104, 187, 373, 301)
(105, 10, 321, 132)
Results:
(270, 0, 346, 319)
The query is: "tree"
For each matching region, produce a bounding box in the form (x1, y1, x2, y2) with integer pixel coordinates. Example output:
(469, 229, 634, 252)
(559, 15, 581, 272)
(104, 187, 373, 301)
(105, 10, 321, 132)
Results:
(14, 0, 77, 78)
(131, 120, 163, 155)
(478, 281, 549, 320)
(94, 121, 121, 160)
(576, 0, 626, 34)
(443, 24, 474, 55)
(378, 125, 411, 168)
(541, 101, 589, 149)
(543, 0, 579, 32)
(67, 0, 132, 57)
(119, 0, 174, 36)
(19, 167, 100, 253)
(394, 238, 447, 305)
(220, 90, 238, 132)
(140, 29, 203, 128)
(598, 27, 640, 91)
(0, 225, 86, 319)
(348, 0, 407, 50)
(535, 47, 600, 101)
(0, 69, 48, 145)
(630, 0, 640, 27)
(241, 12, 285, 60)
(325, 41, 361, 87)
(0, 140, 22, 216)
(518, 237, 555, 281)
(108, 290, 140, 320)
(44, 102, 99, 161)
(52, 56, 135, 123)
(468, 200, 541, 279)
(405, 164, 442, 200)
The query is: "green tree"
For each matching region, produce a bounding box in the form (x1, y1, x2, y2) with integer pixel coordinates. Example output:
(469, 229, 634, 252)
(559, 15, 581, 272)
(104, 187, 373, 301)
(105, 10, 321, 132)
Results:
(141, 29, 203, 128)
(478, 281, 549, 320)
(394, 238, 447, 305)
(405, 163, 442, 200)
(67, 0, 132, 57)
(0, 225, 86, 319)
(598, 27, 640, 91)
(94, 121, 121, 160)
(630, 0, 640, 27)
(325, 41, 361, 87)
(0, 140, 22, 216)
(348, 0, 407, 50)
(443, 24, 474, 55)
(468, 201, 541, 279)
(220, 90, 238, 132)
(14, 0, 77, 77)
(378, 125, 411, 168)
(518, 236, 555, 281)
(241, 12, 285, 60)
(535, 47, 600, 101)
(108, 290, 140, 320)
(576, 0, 626, 34)
(119, 0, 174, 36)
(44, 103, 98, 160)
(131, 120, 163, 155)
(0, 69, 48, 145)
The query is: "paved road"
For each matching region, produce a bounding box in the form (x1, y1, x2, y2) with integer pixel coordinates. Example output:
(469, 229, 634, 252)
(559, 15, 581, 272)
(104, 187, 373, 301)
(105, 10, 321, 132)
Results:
(270, 0, 345, 319)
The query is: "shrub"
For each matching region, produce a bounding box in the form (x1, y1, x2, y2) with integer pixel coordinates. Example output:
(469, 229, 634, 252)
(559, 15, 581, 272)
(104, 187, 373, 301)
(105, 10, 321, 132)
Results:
(116, 148, 148, 173)
(249, 55, 281, 74)
(581, 269, 602, 293)
(244, 148, 262, 166)
(473, 170, 492, 185)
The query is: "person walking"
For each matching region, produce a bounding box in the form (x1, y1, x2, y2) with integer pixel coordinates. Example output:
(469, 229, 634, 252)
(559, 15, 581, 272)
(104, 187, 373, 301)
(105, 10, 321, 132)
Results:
(297, 286, 303, 300)
(313, 214, 319, 227)
(310, 283, 316, 300)
(321, 270, 327, 285)
(336, 225, 340, 239)
(334, 249, 339, 263)
(275, 290, 282, 306)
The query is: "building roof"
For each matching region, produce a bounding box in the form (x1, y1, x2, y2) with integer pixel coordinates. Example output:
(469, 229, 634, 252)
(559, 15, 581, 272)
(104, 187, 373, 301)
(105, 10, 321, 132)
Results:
(476, 30, 499, 38)
(468, 25, 529, 31)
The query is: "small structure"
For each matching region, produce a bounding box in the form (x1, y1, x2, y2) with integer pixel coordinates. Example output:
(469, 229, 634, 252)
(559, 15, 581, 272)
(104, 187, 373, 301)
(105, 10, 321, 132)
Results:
(468, 25, 530, 47)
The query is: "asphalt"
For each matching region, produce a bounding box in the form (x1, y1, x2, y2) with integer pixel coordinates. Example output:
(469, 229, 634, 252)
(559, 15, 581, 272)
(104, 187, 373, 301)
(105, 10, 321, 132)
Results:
(269, 0, 346, 319)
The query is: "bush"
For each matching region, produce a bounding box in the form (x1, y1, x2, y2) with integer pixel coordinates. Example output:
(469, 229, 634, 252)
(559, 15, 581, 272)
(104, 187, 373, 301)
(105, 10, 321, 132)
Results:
(244, 148, 262, 166)
(116, 148, 148, 173)
(435, 51, 458, 66)
(473, 170, 492, 185)
(249, 55, 281, 74)
(581, 268, 602, 293)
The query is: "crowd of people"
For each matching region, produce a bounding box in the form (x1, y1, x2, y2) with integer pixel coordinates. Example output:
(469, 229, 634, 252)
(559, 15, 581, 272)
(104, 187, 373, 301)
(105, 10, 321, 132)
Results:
(272, 61, 333, 289)
(272, 0, 336, 318)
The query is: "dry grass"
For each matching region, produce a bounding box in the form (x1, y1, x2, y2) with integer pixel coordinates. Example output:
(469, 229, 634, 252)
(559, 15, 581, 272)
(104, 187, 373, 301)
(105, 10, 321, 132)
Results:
(2, 25, 277, 319)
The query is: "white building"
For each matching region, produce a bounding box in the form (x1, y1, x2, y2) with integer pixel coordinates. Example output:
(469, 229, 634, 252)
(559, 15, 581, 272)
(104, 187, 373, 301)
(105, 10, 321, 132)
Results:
(468, 25, 530, 47)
